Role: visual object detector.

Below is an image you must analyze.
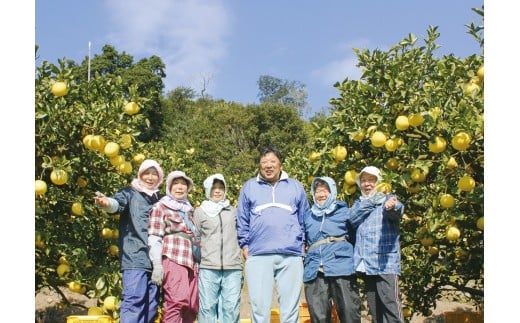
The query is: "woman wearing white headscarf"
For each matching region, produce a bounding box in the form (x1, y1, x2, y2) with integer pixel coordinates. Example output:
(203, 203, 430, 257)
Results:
(94, 159, 164, 323)
(193, 173, 243, 323)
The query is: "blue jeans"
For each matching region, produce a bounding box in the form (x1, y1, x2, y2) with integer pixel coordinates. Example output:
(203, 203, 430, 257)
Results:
(120, 269, 159, 323)
(197, 268, 243, 323)
(245, 254, 303, 323)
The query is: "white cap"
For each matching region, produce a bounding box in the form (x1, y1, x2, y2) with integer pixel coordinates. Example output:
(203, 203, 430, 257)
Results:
(355, 166, 382, 187)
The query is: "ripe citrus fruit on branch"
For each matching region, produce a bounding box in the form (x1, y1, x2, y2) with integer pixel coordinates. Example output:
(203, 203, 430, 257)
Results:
(124, 102, 140, 115)
(57, 263, 71, 277)
(50, 169, 68, 185)
(71, 202, 84, 216)
(408, 113, 424, 127)
(451, 132, 471, 151)
(35, 180, 48, 195)
(103, 296, 118, 311)
(429, 136, 447, 153)
(344, 170, 357, 186)
(446, 226, 461, 241)
(104, 142, 120, 157)
(370, 131, 387, 147)
(439, 194, 455, 209)
(51, 81, 68, 97)
(395, 116, 409, 131)
(332, 145, 347, 162)
(308, 151, 321, 162)
(458, 175, 475, 192)
(476, 216, 484, 231)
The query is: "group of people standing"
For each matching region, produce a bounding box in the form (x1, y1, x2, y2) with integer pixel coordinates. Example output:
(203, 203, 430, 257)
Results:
(94, 146, 405, 323)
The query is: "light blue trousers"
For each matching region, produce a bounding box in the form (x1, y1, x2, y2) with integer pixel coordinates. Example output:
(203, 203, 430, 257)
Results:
(245, 254, 303, 323)
(197, 268, 243, 323)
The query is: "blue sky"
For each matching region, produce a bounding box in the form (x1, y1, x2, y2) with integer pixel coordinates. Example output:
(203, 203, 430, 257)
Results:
(35, 0, 484, 118)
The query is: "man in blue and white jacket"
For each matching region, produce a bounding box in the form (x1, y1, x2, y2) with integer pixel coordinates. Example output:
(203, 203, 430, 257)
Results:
(237, 147, 310, 323)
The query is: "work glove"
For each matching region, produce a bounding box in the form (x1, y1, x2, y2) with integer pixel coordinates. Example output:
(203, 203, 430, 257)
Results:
(151, 261, 164, 286)
(369, 191, 386, 205)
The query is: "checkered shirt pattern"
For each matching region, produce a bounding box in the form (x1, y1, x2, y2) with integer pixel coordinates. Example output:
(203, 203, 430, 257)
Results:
(149, 202, 197, 269)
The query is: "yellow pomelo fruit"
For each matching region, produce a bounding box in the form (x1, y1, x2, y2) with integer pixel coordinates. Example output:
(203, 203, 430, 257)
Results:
(101, 228, 113, 239)
(439, 194, 455, 209)
(108, 245, 119, 257)
(120, 134, 132, 149)
(82, 134, 95, 150)
(385, 158, 399, 170)
(384, 138, 399, 152)
(124, 102, 140, 115)
(411, 169, 426, 183)
(112, 229, 120, 239)
(58, 256, 69, 265)
(118, 161, 133, 174)
(308, 151, 321, 162)
(451, 132, 471, 151)
(395, 116, 409, 131)
(477, 65, 484, 81)
(458, 175, 475, 192)
(408, 113, 424, 127)
(35, 180, 48, 195)
(446, 157, 458, 169)
(132, 153, 146, 165)
(344, 170, 357, 186)
(50, 169, 68, 185)
(429, 136, 447, 153)
(376, 182, 392, 193)
(90, 135, 106, 152)
(332, 145, 347, 162)
(68, 281, 82, 293)
(57, 263, 70, 277)
(71, 202, 84, 216)
(104, 296, 118, 311)
(476, 216, 484, 231)
(51, 81, 68, 97)
(370, 131, 387, 147)
(344, 184, 357, 195)
(352, 130, 365, 142)
(110, 155, 126, 167)
(104, 142, 120, 157)
(446, 226, 461, 241)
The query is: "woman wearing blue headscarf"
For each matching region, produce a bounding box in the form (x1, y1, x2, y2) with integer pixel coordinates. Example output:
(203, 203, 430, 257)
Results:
(303, 176, 376, 323)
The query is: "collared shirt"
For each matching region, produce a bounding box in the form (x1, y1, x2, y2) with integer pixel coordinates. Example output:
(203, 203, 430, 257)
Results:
(149, 202, 197, 269)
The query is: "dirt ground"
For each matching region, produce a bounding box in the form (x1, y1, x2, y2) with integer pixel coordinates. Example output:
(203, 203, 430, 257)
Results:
(36, 281, 480, 323)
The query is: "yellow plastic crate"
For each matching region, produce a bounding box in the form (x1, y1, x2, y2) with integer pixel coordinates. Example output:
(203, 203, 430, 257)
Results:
(67, 315, 113, 323)
(444, 311, 484, 323)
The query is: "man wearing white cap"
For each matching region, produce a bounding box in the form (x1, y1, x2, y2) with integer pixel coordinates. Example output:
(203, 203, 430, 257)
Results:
(353, 166, 405, 323)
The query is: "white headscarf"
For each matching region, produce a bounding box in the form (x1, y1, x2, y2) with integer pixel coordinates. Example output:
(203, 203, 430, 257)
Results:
(130, 159, 164, 196)
(199, 173, 230, 217)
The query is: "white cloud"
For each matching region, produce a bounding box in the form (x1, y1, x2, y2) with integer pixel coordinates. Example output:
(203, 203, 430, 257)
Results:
(104, 0, 231, 94)
(311, 39, 373, 86)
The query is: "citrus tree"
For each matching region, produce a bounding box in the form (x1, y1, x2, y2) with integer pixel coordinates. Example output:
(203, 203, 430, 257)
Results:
(35, 57, 159, 320)
(284, 12, 484, 319)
